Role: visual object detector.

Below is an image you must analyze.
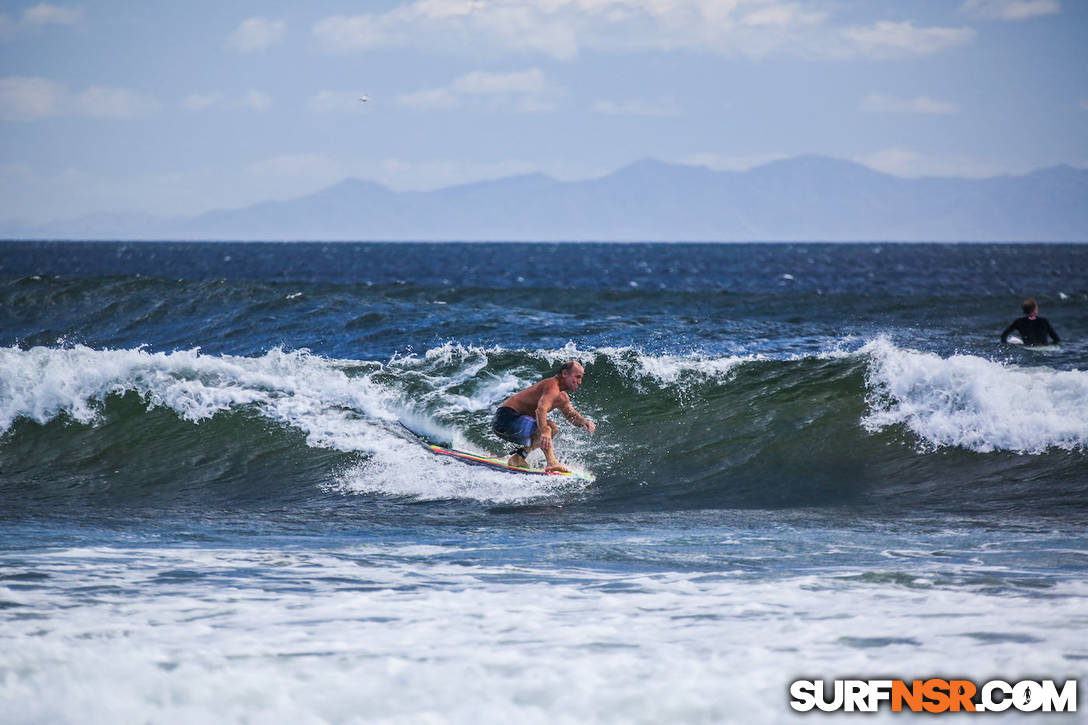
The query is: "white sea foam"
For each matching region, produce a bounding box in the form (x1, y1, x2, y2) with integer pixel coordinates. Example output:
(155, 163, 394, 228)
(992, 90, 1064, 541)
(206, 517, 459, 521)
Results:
(407, 340, 756, 389)
(1, 541, 1083, 724)
(334, 452, 586, 503)
(861, 337, 1088, 453)
(601, 346, 752, 386)
(533, 340, 756, 385)
(0, 345, 398, 453)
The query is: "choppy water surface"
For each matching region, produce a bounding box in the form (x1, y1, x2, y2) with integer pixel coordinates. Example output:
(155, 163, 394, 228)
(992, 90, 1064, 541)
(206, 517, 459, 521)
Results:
(2, 242, 1086, 723)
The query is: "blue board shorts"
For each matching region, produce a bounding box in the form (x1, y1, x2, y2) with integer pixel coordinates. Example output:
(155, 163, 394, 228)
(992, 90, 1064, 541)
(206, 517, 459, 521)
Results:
(492, 406, 537, 448)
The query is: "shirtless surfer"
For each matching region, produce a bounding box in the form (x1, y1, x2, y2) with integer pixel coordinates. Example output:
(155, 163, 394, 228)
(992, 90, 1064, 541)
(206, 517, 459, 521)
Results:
(491, 361, 596, 472)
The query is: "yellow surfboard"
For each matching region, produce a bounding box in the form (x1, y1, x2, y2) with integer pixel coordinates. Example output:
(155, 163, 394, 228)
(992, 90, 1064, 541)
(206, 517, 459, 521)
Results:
(400, 423, 594, 481)
(427, 444, 595, 482)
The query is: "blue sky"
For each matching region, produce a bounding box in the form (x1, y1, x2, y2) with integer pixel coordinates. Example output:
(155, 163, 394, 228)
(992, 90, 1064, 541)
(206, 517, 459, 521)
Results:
(1, 0, 1086, 224)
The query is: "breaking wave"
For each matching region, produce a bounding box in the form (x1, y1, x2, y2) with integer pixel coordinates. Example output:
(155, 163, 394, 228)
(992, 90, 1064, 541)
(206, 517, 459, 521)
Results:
(1, 339, 1085, 513)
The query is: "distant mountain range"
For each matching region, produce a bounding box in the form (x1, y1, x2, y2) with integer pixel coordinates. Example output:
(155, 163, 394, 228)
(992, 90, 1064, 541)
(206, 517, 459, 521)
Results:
(5, 155, 1087, 241)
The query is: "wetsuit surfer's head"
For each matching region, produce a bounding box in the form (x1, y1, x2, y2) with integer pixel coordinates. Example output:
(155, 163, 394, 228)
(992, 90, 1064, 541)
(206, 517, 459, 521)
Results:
(1022, 299, 1038, 316)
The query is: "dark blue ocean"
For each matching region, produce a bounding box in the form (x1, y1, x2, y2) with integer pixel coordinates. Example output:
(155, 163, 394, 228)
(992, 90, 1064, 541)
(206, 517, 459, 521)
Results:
(1, 242, 1086, 723)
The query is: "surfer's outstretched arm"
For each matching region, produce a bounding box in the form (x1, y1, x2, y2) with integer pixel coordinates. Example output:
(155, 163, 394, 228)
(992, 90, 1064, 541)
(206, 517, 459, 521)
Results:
(558, 397, 595, 434)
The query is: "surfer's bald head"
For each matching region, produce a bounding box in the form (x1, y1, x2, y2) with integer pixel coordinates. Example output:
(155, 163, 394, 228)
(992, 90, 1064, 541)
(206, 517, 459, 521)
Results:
(556, 361, 585, 392)
(557, 360, 581, 376)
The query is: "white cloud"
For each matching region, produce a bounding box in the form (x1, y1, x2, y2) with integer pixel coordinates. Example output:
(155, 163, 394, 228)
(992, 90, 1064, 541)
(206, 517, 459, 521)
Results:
(679, 152, 790, 172)
(1, 76, 161, 121)
(76, 86, 158, 119)
(855, 148, 922, 176)
(398, 68, 561, 112)
(22, 4, 82, 25)
(960, 0, 1060, 21)
(182, 92, 222, 111)
(312, 3, 583, 59)
(860, 93, 959, 114)
(0, 76, 67, 120)
(0, 5, 80, 40)
(226, 17, 286, 52)
(742, 4, 827, 27)
(593, 98, 682, 117)
(841, 21, 975, 57)
(853, 147, 1014, 178)
(239, 90, 272, 111)
(313, 0, 836, 60)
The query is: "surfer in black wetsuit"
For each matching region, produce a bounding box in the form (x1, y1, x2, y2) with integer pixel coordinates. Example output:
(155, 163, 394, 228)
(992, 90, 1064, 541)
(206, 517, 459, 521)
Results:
(1001, 299, 1060, 346)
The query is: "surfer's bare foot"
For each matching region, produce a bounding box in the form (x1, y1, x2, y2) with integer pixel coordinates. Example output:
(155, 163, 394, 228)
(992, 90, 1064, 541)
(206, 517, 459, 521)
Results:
(545, 463, 570, 473)
(508, 454, 529, 468)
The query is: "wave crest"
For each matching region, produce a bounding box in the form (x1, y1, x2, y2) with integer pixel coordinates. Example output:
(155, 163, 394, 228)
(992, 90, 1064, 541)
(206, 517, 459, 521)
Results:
(862, 337, 1088, 453)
